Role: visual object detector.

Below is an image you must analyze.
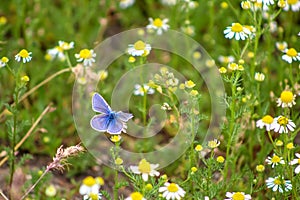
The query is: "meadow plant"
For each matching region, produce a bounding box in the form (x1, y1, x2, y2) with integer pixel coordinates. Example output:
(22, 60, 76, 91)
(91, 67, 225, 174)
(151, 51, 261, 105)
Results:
(0, 0, 300, 199)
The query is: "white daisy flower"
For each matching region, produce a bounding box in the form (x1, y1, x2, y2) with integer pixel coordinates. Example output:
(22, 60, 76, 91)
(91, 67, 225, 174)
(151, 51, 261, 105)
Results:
(147, 18, 169, 35)
(254, 72, 265, 82)
(134, 84, 155, 96)
(259, 0, 275, 6)
(290, 153, 300, 174)
(130, 159, 160, 182)
(283, 0, 300, 11)
(224, 23, 251, 40)
(0, 57, 9, 67)
(256, 115, 274, 131)
(276, 90, 296, 108)
(266, 154, 285, 168)
(271, 116, 296, 134)
(225, 192, 252, 200)
(282, 48, 300, 63)
(75, 49, 96, 67)
(266, 176, 292, 193)
(275, 41, 288, 52)
(128, 40, 151, 57)
(79, 176, 101, 197)
(15, 49, 32, 63)
(58, 40, 74, 50)
(125, 192, 146, 200)
(47, 46, 65, 61)
(161, 0, 177, 6)
(208, 139, 220, 149)
(218, 55, 235, 64)
(83, 192, 102, 200)
(120, 0, 135, 9)
(159, 182, 186, 200)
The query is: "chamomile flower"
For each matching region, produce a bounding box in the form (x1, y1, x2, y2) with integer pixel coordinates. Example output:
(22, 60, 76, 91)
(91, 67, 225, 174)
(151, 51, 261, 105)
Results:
(134, 84, 155, 96)
(58, 40, 74, 50)
(283, 0, 300, 11)
(272, 116, 296, 134)
(147, 18, 169, 35)
(159, 182, 186, 200)
(275, 41, 288, 52)
(79, 176, 101, 198)
(282, 48, 300, 63)
(128, 40, 151, 57)
(15, 49, 32, 63)
(0, 57, 9, 67)
(47, 46, 65, 61)
(266, 154, 285, 168)
(276, 90, 296, 108)
(256, 115, 274, 131)
(208, 139, 220, 149)
(290, 153, 300, 174)
(120, 0, 135, 9)
(161, 0, 177, 6)
(260, 0, 275, 6)
(266, 176, 292, 193)
(225, 192, 252, 200)
(254, 72, 265, 82)
(83, 192, 102, 200)
(218, 55, 235, 64)
(75, 49, 96, 67)
(125, 192, 146, 200)
(45, 185, 57, 197)
(241, 1, 251, 9)
(224, 23, 251, 40)
(130, 159, 160, 181)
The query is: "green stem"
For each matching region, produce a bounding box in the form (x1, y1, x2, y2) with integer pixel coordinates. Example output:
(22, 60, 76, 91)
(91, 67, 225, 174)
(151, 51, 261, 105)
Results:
(224, 72, 239, 180)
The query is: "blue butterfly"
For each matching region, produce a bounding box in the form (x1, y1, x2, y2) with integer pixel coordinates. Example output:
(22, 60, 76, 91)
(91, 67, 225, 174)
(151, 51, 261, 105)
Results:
(90, 93, 133, 134)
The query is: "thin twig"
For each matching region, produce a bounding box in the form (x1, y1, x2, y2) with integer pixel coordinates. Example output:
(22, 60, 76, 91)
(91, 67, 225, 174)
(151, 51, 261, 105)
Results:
(0, 190, 9, 200)
(0, 103, 54, 167)
(20, 169, 49, 200)
(0, 68, 71, 119)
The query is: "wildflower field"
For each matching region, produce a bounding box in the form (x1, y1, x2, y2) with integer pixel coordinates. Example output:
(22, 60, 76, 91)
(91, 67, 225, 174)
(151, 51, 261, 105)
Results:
(1, 0, 300, 199)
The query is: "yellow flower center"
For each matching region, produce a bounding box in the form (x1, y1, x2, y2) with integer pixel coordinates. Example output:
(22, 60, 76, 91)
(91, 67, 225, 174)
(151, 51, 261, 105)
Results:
(167, 183, 179, 192)
(287, 0, 297, 4)
(79, 49, 92, 59)
(286, 48, 297, 57)
(1, 57, 9, 63)
(83, 176, 96, 187)
(134, 40, 146, 50)
(262, 115, 274, 124)
(271, 155, 281, 163)
(298, 158, 300, 164)
(277, 116, 288, 126)
(153, 18, 163, 27)
(19, 49, 29, 58)
(95, 177, 105, 185)
(195, 144, 203, 151)
(256, 165, 265, 172)
(138, 159, 151, 173)
(280, 91, 294, 103)
(89, 193, 99, 200)
(231, 23, 243, 32)
(130, 192, 143, 200)
(274, 178, 281, 185)
(232, 192, 245, 200)
(56, 46, 63, 52)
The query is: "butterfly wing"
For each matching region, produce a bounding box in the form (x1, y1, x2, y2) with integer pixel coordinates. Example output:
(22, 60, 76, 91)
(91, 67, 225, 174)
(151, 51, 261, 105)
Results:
(92, 93, 111, 114)
(116, 111, 133, 122)
(90, 114, 110, 132)
(107, 118, 124, 134)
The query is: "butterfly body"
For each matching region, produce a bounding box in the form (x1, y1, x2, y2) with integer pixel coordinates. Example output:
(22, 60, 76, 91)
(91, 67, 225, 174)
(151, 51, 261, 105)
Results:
(90, 93, 133, 134)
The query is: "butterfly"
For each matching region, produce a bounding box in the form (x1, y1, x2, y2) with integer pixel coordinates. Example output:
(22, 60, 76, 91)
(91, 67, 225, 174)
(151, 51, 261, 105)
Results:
(90, 93, 133, 134)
